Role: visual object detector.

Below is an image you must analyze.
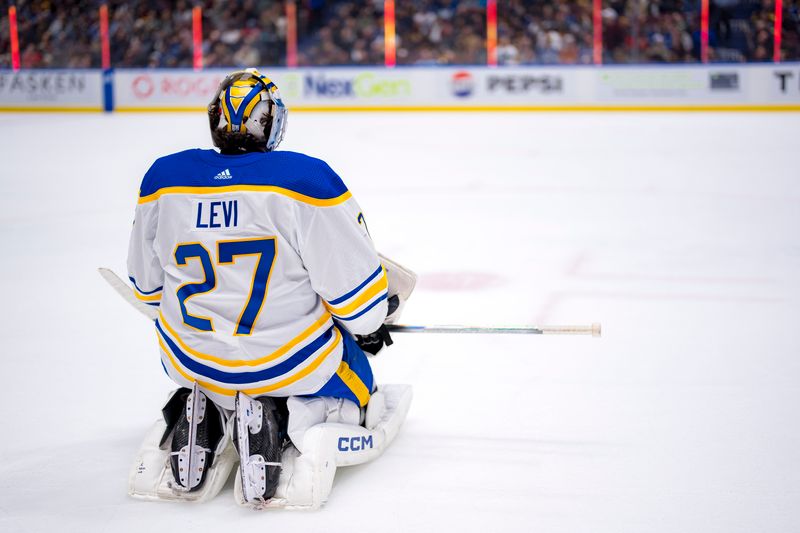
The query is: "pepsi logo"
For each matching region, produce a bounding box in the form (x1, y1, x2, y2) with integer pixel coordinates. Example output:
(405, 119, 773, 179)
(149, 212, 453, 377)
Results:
(451, 71, 474, 98)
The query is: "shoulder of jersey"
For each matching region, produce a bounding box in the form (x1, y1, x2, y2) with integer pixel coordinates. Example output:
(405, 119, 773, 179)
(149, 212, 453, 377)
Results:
(138, 149, 349, 206)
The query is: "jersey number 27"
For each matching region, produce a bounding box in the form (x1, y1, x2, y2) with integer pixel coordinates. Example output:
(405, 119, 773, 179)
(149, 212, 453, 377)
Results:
(174, 237, 276, 336)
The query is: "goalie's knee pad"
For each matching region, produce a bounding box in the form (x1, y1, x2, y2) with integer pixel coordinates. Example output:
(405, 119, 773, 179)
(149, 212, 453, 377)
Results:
(162, 385, 225, 492)
(233, 393, 288, 504)
(286, 395, 361, 453)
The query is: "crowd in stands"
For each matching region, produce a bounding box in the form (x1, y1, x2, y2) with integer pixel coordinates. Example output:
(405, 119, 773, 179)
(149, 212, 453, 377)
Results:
(600, 0, 700, 63)
(0, 0, 101, 68)
(296, 0, 384, 65)
(108, 0, 193, 68)
(495, 1, 594, 64)
(0, 0, 797, 68)
(601, 0, 800, 63)
(395, 0, 486, 65)
(109, 0, 288, 67)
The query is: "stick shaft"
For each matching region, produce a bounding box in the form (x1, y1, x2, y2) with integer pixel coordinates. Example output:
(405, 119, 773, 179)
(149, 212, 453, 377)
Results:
(387, 324, 601, 336)
(98, 267, 158, 320)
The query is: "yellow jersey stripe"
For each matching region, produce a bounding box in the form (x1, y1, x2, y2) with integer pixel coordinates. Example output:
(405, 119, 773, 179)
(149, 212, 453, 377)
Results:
(335, 360, 371, 407)
(134, 291, 162, 302)
(159, 327, 342, 397)
(138, 185, 352, 206)
(325, 268, 388, 316)
(159, 311, 331, 368)
(158, 334, 230, 395)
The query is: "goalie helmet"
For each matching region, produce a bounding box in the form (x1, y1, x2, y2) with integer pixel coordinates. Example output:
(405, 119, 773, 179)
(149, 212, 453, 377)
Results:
(208, 68, 287, 154)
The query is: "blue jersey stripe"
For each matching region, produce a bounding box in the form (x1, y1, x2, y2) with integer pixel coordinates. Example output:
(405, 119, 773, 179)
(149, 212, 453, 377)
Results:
(328, 265, 383, 305)
(129, 276, 163, 295)
(335, 293, 388, 321)
(155, 320, 335, 384)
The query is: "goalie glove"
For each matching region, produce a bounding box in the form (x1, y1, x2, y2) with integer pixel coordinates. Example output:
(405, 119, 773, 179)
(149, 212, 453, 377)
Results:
(355, 324, 394, 356)
(355, 295, 399, 355)
(354, 251, 415, 356)
(378, 254, 416, 325)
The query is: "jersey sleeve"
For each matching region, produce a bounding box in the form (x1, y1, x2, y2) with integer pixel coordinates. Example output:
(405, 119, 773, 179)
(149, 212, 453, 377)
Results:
(127, 170, 164, 308)
(297, 196, 388, 335)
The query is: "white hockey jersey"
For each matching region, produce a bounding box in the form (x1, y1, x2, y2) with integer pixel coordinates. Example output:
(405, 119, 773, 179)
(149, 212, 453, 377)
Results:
(127, 149, 388, 409)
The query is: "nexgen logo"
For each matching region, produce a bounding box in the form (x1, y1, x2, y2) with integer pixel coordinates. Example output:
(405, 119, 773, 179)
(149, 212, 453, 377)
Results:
(338, 435, 374, 452)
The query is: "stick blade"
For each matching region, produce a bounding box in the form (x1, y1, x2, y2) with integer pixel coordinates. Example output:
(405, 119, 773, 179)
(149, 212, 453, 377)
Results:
(98, 267, 159, 320)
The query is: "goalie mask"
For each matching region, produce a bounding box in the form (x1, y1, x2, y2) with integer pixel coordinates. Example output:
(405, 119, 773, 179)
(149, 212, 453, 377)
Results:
(208, 69, 287, 154)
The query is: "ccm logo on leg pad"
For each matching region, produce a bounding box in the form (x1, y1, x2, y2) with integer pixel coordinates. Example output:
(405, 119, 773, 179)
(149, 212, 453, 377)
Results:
(338, 436, 373, 452)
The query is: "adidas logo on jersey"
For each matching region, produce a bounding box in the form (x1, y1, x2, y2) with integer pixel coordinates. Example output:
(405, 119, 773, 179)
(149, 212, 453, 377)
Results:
(213, 169, 233, 180)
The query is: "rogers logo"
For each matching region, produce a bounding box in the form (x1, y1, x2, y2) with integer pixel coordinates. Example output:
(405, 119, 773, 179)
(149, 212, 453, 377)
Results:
(159, 76, 220, 97)
(452, 71, 474, 98)
(130, 74, 222, 100)
(132, 75, 154, 99)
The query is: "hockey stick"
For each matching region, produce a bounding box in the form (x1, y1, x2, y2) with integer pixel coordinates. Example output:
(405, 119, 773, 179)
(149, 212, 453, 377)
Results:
(98, 267, 159, 320)
(98, 268, 601, 337)
(386, 324, 601, 336)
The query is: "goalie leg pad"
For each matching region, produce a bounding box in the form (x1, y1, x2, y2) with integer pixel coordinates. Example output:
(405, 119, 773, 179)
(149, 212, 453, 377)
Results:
(241, 384, 413, 510)
(168, 383, 224, 491)
(128, 384, 235, 503)
(233, 393, 288, 506)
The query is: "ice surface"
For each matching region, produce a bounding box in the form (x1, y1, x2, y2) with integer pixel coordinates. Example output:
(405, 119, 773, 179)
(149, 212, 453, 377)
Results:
(0, 111, 799, 532)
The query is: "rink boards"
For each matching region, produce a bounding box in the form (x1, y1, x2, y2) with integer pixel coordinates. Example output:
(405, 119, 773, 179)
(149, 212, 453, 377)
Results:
(0, 64, 799, 112)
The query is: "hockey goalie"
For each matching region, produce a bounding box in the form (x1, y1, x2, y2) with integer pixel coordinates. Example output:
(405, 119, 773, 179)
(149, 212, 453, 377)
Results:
(125, 69, 414, 509)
